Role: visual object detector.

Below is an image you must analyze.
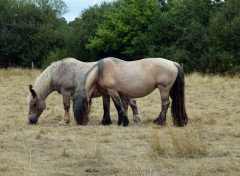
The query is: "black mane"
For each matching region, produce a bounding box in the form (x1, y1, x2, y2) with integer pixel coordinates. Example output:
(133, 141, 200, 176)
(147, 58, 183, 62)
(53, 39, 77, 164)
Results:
(97, 59, 104, 81)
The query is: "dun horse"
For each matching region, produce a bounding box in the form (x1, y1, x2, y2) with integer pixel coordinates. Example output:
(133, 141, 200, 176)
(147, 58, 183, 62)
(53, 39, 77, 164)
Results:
(27, 58, 141, 125)
(73, 57, 188, 127)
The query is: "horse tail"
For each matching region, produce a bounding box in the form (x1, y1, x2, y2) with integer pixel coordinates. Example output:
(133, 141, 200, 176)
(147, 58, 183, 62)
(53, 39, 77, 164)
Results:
(171, 63, 188, 127)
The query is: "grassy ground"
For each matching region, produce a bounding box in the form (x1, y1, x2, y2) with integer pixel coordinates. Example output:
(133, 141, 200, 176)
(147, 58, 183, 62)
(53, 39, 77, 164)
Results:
(0, 68, 239, 176)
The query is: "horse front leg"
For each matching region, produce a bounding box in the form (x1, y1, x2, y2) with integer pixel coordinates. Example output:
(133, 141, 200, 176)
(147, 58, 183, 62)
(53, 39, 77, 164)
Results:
(100, 95, 112, 125)
(154, 85, 170, 126)
(59, 91, 71, 125)
(108, 90, 129, 127)
(120, 96, 129, 117)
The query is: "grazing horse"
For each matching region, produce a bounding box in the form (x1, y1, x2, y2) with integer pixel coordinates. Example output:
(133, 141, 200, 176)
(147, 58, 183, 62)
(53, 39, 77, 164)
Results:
(73, 57, 188, 127)
(27, 58, 141, 125)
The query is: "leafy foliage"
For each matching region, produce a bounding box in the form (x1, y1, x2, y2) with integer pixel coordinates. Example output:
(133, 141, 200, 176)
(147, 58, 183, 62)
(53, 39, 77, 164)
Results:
(207, 0, 240, 73)
(86, 0, 160, 60)
(0, 0, 239, 74)
(65, 2, 113, 61)
(0, 0, 67, 68)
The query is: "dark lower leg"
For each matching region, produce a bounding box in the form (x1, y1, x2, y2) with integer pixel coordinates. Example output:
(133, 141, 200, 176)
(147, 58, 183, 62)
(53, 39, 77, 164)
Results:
(129, 98, 141, 123)
(129, 98, 138, 116)
(120, 96, 129, 117)
(112, 97, 129, 127)
(154, 101, 170, 125)
(154, 86, 170, 126)
(100, 95, 112, 125)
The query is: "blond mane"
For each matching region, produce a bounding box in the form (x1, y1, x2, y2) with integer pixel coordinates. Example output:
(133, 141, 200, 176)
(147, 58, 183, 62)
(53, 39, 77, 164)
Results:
(27, 61, 60, 104)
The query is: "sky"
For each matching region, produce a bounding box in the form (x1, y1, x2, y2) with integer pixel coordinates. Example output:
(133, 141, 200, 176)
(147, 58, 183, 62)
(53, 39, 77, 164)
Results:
(62, 0, 113, 22)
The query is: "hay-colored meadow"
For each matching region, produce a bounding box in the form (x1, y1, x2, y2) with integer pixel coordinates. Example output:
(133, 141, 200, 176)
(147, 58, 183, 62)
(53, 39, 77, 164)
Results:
(0, 68, 239, 176)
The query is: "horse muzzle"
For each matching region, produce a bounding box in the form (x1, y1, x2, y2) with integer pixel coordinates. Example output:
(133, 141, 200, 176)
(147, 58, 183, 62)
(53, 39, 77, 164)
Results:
(29, 115, 38, 124)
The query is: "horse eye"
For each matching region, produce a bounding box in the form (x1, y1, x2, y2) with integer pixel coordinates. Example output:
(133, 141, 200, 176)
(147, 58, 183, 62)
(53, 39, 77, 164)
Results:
(33, 103, 37, 107)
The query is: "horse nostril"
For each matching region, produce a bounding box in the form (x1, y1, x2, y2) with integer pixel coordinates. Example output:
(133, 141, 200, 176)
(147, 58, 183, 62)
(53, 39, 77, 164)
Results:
(29, 118, 38, 124)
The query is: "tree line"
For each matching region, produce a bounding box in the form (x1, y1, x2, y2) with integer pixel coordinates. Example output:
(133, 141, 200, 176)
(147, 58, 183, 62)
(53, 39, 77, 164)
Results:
(0, 0, 239, 73)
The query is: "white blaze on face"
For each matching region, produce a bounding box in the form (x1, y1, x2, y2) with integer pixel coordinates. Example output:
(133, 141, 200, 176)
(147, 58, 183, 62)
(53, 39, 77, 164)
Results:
(26, 93, 33, 105)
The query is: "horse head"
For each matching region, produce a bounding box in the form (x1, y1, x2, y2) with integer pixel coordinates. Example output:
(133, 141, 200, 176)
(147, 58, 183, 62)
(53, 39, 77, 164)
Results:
(27, 85, 46, 124)
(72, 88, 91, 125)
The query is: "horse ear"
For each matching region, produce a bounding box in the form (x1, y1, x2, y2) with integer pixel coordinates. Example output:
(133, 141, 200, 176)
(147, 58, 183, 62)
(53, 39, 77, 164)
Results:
(29, 85, 37, 98)
(69, 96, 74, 101)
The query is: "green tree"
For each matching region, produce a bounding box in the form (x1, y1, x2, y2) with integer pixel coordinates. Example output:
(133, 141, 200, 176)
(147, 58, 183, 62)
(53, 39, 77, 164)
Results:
(146, 0, 215, 72)
(206, 0, 240, 73)
(86, 0, 160, 60)
(0, 0, 68, 68)
(65, 2, 113, 62)
(1, 0, 239, 74)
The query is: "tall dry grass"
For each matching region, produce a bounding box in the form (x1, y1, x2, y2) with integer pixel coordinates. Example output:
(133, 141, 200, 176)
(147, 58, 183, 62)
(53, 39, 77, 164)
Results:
(169, 127, 207, 158)
(0, 68, 239, 176)
(149, 126, 207, 158)
(149, 129, 167, 156)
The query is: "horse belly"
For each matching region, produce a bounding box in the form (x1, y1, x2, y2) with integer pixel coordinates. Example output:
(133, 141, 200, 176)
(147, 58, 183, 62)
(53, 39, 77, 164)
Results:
(118, 83, 156, 98)
(114, 69, 156, 98)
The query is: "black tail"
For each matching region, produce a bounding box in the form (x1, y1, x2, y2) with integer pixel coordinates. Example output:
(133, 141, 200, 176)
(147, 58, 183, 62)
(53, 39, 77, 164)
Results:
(73, 89, 89, 125)
(171, 63, 188, 127)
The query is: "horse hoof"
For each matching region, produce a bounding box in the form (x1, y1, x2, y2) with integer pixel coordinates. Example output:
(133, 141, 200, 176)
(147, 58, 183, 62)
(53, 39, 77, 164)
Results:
(117, 121, 122, 126)
(100, 119, 112, 126)
(59, 120, 69, 126)
(133, 114, 141, 124)
(123, 119, 129, 127)
(154, 118, 166, 126)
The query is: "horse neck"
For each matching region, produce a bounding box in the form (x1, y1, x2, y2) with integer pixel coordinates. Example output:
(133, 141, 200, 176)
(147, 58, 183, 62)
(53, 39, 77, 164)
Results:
(34, 84, 53, 101)
(33, 73, 54, 101)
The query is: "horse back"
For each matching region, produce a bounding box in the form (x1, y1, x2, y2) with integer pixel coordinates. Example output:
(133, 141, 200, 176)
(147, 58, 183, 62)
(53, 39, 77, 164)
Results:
(101, 58, 177, 85)
(98, 58, 178, 98)
(51, 58, 96, 94)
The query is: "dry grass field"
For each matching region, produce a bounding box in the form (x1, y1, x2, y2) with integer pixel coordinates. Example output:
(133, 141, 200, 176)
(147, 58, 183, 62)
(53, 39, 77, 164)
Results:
(0, 68, 239, 176)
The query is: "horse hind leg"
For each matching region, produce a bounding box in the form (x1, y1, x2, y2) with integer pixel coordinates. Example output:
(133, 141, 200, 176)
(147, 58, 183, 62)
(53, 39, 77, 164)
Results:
(100, 95, 112, 125)
(108, 90, 129, 127)
(154, 85, 170, 126)
(120, 96, 141, 124)
(59, 91, 71, 125)
(120, 96, 142, 124)
(128, 98, 141, 124)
